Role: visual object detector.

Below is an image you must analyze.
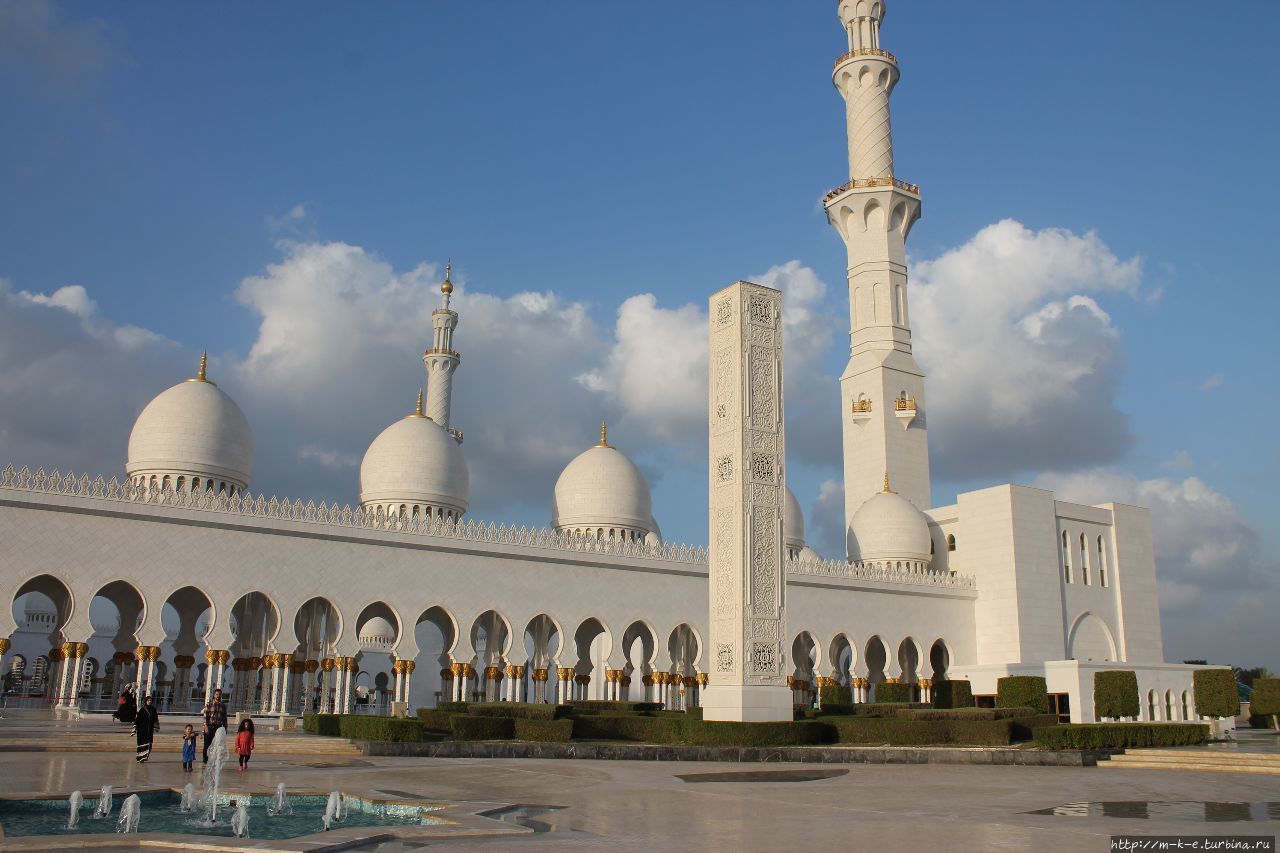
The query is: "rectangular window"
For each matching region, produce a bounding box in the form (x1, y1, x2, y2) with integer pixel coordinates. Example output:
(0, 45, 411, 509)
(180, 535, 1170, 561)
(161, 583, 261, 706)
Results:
(1048, 692, 1071, 724)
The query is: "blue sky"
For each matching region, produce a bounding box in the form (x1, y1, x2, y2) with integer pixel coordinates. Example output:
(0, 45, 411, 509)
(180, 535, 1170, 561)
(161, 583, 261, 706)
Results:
(1, 1, 1277, 667)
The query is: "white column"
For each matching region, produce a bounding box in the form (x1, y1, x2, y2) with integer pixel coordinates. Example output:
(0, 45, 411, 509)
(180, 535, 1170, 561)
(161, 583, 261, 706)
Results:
(279, 664, 292, 715)
(703, 282, 791, 721)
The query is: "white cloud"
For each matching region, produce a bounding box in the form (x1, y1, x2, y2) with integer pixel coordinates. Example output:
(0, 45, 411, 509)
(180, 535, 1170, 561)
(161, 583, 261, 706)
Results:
(1036, 468, 1279, 666)
(1160, 450, 1194, 471)
(911, 219, 1143, 482)
(0, 0, 116, 95)
(578, 261, 840, 464)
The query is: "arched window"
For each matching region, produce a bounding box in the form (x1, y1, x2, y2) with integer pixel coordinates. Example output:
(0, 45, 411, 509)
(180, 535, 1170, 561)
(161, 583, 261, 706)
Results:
(930, 539, 935, 555)
(1182, 690, 1191, 720)
(1147, 689, 1158, 721)
(1097, 536, 1108, 587)
(1061, 531, 1072, 583)
(1080, 533, 1090, 585)
(176, 476, 186, 492)
(1165, 690, 1175, 720)
(946, 534, 956, 552)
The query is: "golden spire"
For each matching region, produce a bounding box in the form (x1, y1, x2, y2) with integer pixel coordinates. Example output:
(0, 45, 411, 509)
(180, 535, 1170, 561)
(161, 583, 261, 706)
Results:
(188, 351, 214, 384)
(441, 259, 454, 295)
(596, 419, 610, 447)
(882, 471, 893, 493)
(408, 388, 427, 418)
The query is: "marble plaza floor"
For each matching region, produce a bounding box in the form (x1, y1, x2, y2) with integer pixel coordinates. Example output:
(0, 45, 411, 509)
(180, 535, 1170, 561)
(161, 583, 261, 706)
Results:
(0, 715, 1277, 852)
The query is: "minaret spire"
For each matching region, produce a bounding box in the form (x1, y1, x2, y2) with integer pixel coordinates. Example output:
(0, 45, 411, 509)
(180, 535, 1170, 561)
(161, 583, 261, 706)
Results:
(825, 1, 931, 552)
(423, 259, 462, 437)
(597, 419, 610, 448)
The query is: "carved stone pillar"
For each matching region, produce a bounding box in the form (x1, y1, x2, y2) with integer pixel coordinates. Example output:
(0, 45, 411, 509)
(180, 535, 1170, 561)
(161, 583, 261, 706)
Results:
(320, 659, 335, 713)
(704, 281, 790, 721)
(484, 666, 502, 702)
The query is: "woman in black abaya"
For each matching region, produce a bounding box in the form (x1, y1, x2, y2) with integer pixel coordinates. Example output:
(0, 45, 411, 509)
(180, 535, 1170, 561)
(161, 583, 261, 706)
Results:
(132, 694, 160, 763)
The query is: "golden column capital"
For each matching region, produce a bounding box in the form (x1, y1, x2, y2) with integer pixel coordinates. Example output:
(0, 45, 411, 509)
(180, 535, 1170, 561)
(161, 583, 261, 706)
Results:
(305, 659, 319, 673)
(321, 658, 335, 672)
(405, 660, 415, 674)
(697, 673, 709, 687)
(484, 666, 502, 681)
(441, 667, 455, 680)
(0, 638, 10, 655)
(532, 668, 548, 682)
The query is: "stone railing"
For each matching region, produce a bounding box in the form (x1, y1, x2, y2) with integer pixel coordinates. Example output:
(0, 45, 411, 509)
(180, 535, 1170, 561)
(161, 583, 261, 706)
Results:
(824, 176, 920, 203)
(0, 465, 707, 565)
(834, 48, 898, 67)
(788, 555, 976, 590)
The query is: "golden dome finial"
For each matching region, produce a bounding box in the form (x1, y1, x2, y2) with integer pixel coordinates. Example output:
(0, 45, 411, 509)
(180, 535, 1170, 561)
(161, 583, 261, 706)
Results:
(408, 388, 426, 418)
(192, 351, 209, 382)
(441, 259, 454, 295)
(597, 419, 610, 448)
(882, 471, 893, 493)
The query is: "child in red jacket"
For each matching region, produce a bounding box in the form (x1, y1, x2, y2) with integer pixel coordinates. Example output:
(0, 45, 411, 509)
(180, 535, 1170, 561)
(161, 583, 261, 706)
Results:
(235, 718, 255, 771)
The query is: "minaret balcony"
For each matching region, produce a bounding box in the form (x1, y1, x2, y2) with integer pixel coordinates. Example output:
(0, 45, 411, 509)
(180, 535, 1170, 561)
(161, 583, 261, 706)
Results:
(833, 48, 898, 69)
(823, 176, 920, 206)
(894, 396, 917, 429)
(850, 397, 873, 426)
(449, 428, 464, 444)
(424, 347, 461, 360)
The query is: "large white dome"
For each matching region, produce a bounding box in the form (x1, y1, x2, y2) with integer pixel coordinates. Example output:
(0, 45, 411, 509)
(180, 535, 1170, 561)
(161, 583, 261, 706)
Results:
(126, 358, 253, 492)
(553, 425, 655, 541)
(784, 486, 805, 551)
(360, 404, 469, 520)
(848, 482, 932, 567)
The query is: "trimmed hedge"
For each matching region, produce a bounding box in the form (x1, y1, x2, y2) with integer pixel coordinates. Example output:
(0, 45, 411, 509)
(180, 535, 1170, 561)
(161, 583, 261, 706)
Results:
(572, 713, 684, 743)
(688, 720, 831, 747)
(467, 702, 571, 720)
(828, 716, 1015, 746)
(932, 679, 974, 709)
(451, 715, 515, 741)
(1093, 670, 1140, 720)
(1010, 714, 1062, 741)
(337, 715, 424, 742)
(815, 703, 857, 717)
(303, 713, 341, 736)
(569, 700, 663, 713)
(819, 683, 853, 706)
(514, 718, 574, 742)
(436, 701, 469, 713)
(896, 707, 1037, 721)
(685, 706, 704, 720)
(873, 683, 915, 703)
(996, 676, 1049, 714)
(1193, 669, 1240, 719)
(1250, 678, 1280, 729)
(416, 709, 462, 732)
(1033, 723, 1209, 750)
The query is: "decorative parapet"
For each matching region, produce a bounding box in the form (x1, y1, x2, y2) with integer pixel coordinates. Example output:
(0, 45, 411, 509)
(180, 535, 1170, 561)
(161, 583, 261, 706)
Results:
(0, 464, 978, 590)
(0, 464, 706, 565)
(788, 555, 976, 590)
(833, 48, 898, 68)
(823, 176, 920, 204)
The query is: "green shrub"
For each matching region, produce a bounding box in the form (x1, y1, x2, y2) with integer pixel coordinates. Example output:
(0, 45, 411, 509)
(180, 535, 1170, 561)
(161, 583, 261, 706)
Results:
(1093, 670, 1140, 720)
(303, 713, 341, 736)
(513, 718, 574, 742)
(898, 708, 999, 721)
(819, 683, 852, 706)
(827, 716, 1014, 746)
(569, 700, 663, 713)
(681, 719, 831, 747)
(1010, 713, 1061, 741)
(1249, 678, 1280, 729)
(572, 713, 684, 743)
(996, 676, 1049, 714)
(337, 715, 424, 742)
(451, 715, 515, 741)
(815, 703, 857, 717)
(467, 702, 570, 720)
(416, 709, 462, 732)
(873, 683, 915, 703)
(1193, 669, 1240, 719)
(842, 702, 923, 717)
(1033, 723, 1209, 750)
(685, 706, 704, 720)
(932, 680, 974, 709)
(436, 701, 469, 713)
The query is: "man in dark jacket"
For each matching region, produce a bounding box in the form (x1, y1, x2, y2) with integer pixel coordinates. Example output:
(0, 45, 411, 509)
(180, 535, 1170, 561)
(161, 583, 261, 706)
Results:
(202, 688, 228, 764)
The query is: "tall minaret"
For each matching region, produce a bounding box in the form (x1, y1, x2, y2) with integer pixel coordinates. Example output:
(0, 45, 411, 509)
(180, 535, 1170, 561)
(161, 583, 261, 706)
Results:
(824, 1, 930, 552)
(423, 261, 462, 436)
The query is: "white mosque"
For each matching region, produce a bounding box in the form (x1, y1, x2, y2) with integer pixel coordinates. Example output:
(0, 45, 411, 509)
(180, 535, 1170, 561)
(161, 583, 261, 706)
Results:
(0, 2, 1199, 725)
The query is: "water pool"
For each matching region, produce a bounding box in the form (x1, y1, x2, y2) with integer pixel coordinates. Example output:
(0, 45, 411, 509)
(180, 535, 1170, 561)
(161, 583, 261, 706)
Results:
(0, 790, 445, 840)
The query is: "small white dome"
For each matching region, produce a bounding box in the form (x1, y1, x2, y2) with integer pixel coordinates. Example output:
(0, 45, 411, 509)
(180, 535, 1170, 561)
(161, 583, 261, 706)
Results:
(126, 358, 253, 490)
(848, 484, 931, 565)
(799, 545, 823, 563)
(553, 425, 655, 540)
(358, 616, 396, 644)
(784, 486, 805, 550)
(360, 406, 468, 518)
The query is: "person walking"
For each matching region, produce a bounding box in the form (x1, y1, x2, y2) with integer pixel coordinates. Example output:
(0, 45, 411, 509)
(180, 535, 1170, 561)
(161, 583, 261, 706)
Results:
(114, 687, 136, 724)
(181, 724, 198, 772)
(234, 718, 255, 772)
(202, 688, 228, 764)
(133, 694, 160, 763)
